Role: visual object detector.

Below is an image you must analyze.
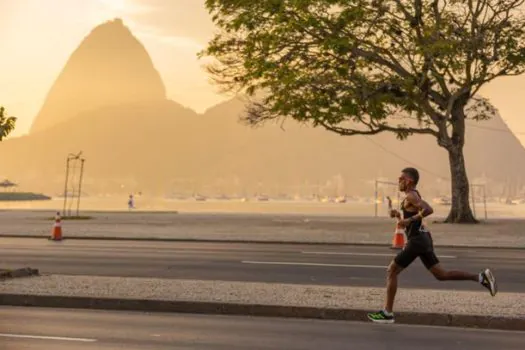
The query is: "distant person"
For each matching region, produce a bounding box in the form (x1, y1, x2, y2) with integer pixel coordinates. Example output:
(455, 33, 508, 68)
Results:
(128, 194, 135, 210)
(367, 167, 497, 324)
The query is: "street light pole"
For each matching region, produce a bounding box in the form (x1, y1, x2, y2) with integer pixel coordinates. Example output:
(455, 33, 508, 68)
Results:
(63, 157, 70, 216)
(63, 151, 84, 217)
(76, 158, 85, 216)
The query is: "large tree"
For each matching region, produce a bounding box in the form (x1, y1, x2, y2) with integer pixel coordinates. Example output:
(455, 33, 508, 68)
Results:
(0, 106, 16, 141)
(200, 0, 525, 223)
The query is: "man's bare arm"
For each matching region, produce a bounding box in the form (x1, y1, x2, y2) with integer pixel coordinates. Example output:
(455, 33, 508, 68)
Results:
(406, 192, 434, 219)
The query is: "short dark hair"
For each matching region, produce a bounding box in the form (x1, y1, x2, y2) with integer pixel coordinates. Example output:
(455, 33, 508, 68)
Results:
(402, 167, 419, 185)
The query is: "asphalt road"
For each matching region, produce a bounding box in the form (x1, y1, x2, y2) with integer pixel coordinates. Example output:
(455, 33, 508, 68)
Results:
(1, 238, 524, 292)
(0, 307, 524, 349)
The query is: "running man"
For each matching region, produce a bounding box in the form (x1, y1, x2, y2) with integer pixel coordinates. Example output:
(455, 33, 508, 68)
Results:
(367, 167, 497, 324)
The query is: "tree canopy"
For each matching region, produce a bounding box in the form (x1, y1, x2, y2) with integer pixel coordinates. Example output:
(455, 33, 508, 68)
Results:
(201, 0, 525, 223)
(202, 0, 525, 144)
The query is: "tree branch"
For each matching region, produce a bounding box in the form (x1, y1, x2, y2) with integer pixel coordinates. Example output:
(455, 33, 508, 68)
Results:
(318, 120, 438, 138)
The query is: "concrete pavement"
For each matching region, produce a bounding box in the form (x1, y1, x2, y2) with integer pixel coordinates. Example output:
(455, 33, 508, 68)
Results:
(1, 273, 523, 331)
(1, 210, 525, 248)
(0, 307, 523, 349)
(1, 238, 524, 292)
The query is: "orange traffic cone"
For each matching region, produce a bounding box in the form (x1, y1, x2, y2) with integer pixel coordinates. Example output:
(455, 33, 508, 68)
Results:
(50, 212, 63, 241)
(390, 222, 405, 249)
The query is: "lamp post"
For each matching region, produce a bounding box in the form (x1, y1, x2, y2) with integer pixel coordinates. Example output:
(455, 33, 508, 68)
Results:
(62, 151, 85, 217)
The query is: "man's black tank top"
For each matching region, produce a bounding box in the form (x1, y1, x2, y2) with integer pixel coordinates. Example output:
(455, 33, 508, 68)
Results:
(401, 189, 426, 238)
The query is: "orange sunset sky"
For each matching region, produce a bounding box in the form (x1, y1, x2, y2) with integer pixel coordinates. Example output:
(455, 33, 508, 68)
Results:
(2, 0, 525, 145)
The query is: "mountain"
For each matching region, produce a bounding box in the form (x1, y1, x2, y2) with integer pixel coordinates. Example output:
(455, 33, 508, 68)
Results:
(197, 98, 525, 197)
(29, 18, 166, 134)
(1, 19, 524, 199)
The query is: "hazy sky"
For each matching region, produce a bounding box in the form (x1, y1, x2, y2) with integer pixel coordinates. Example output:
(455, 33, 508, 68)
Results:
(2, 0, 525, 142)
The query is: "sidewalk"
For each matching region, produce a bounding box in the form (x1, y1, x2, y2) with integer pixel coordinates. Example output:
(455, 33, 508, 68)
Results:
(1, 211, 524, 248)
(0, 274, 523, 331)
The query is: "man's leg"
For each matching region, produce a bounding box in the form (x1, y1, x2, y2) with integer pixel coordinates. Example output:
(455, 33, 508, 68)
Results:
(422, 253, 498, 296)
(367, 242, 417, 324)
(420, 231, 478, 282)
(385, 261, 404, 313)
(428, 263, 477, 281)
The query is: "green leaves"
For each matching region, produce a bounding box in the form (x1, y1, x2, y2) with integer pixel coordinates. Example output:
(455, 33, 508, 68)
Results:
(0, 107, 17, 141)
(201, 0, 525, 138)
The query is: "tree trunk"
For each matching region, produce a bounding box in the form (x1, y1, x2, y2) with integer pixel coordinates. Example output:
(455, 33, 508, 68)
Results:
(445, 144, 478, 223)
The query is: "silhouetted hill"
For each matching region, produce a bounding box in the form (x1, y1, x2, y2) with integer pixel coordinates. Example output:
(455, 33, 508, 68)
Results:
(194, 96, 525, 197)
(2, 98, 524, 197)
(1, 19, 524, 198)
(30, 18, 166, 134)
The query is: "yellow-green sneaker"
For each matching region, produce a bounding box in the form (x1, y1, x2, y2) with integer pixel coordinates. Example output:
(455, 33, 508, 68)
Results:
(367, 310, 394, 324)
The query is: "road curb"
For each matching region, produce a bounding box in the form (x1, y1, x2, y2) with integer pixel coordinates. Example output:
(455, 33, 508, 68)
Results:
(0, 294, 523, 331)
(1, 234, 524, 250)
(0, 268, 39, 281)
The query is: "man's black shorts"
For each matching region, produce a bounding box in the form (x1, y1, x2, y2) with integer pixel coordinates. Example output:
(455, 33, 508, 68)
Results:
(394, 231, 440, 269)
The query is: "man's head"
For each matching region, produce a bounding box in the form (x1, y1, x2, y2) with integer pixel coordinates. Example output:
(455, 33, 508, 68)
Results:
(399, 167, 419, 192)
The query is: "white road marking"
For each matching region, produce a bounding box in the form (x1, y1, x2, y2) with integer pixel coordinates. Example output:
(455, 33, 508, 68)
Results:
(241, 260, 386, 268)
(301, 251, 457, 259)
(0, 333, 96, 342)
